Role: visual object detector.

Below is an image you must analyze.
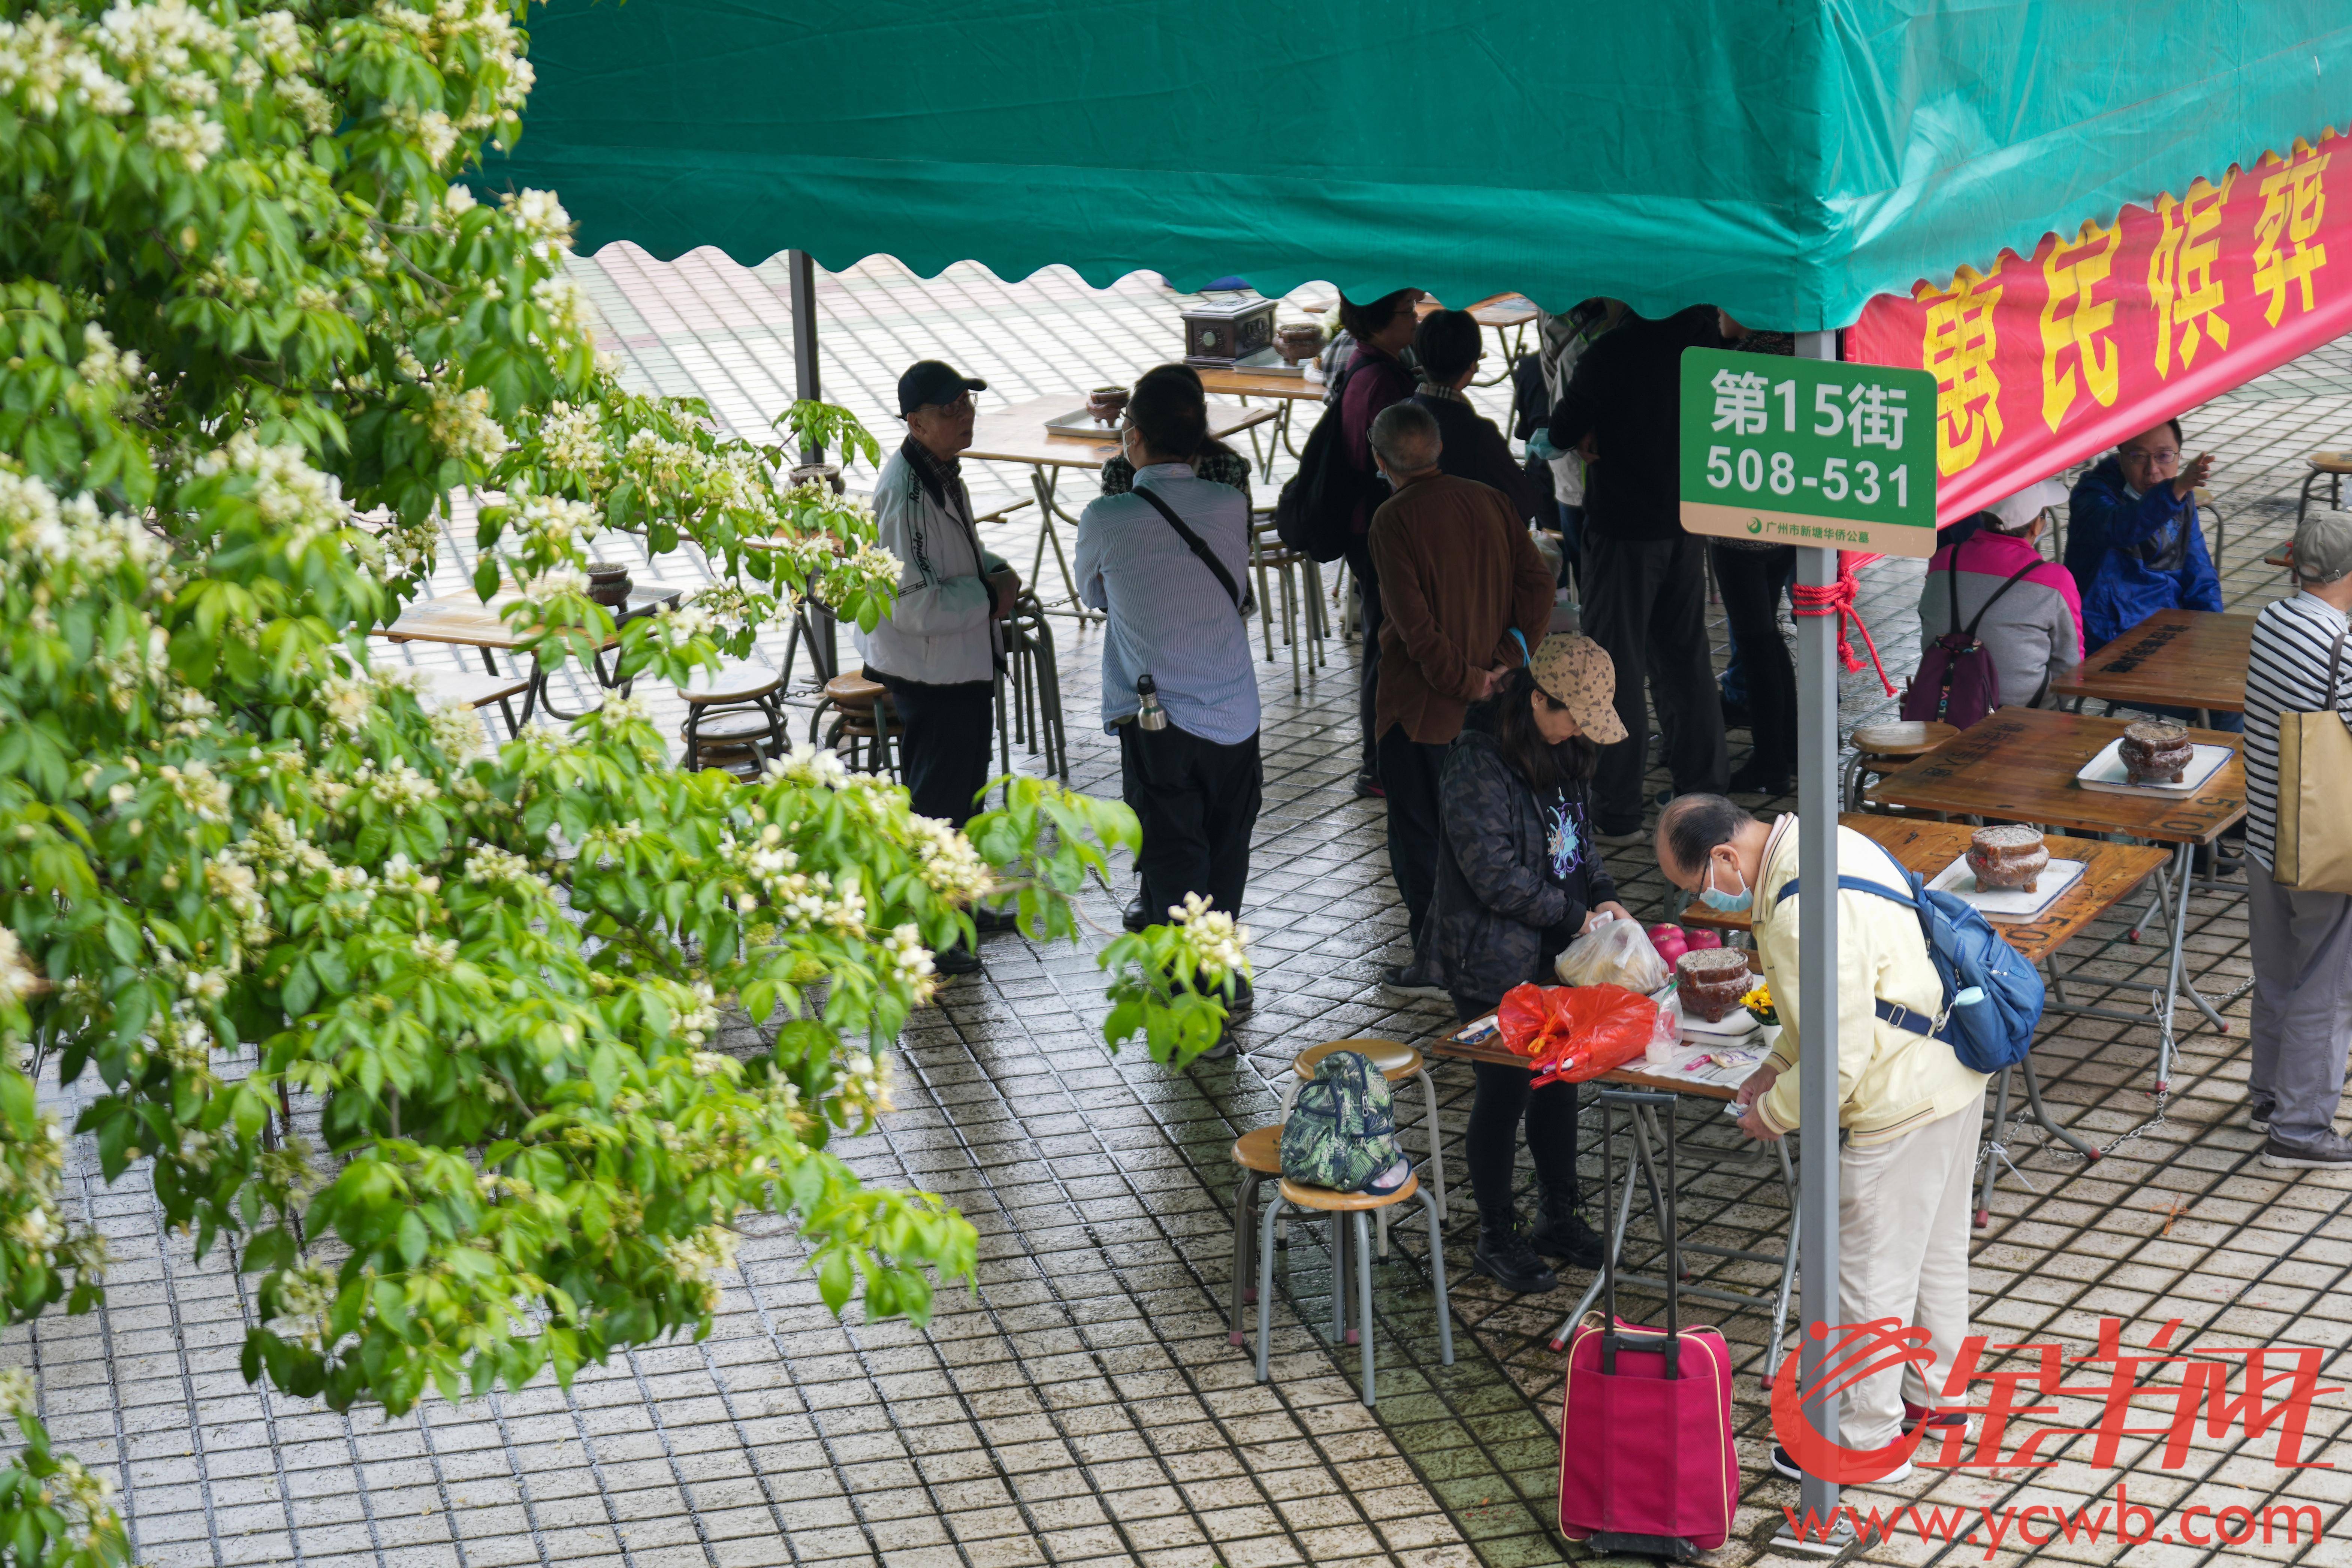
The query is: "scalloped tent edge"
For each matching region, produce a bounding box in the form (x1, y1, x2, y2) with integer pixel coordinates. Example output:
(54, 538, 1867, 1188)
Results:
(481, 0, 2352, 334)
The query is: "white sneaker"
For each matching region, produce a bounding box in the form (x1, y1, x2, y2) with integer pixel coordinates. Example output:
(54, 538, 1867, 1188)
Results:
(1771, 1445, 1911, 1484)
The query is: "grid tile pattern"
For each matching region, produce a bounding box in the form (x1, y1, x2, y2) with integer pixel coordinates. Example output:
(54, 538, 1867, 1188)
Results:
(23, 248, 2352, 1567)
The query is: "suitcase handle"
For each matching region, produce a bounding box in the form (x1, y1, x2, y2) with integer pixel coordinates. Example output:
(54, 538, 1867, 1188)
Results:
(1595, 1088, 1681, 1378)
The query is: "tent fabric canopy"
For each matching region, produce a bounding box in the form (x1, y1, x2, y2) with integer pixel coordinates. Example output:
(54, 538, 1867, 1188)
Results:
(487, 0, 2352, 332)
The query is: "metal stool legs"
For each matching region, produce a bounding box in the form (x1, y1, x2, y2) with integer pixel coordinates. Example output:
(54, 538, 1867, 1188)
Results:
(1252, 1187, 1451, 1407)
(1229, 1167, 1266, 1345)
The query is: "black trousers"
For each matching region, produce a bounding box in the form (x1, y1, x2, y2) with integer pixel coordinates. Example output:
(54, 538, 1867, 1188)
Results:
(1580, 533, 1728, 833)
(1119, 720, 1262, 918)
(879, 674, 995, 828)
(1377, 724, 1450, 945)
(1455, 1001, 1580, 1222)
(1709, 543, 1798, 782)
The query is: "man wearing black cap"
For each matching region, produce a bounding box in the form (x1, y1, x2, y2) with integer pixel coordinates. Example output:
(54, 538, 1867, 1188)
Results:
(863, 360, 1021, 974)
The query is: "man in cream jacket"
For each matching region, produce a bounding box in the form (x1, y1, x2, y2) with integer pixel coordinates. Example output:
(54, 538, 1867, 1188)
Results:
(1657, 794, 1988, 1482)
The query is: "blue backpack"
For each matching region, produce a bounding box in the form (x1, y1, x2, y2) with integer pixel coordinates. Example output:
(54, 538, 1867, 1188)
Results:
(1771, 843, 2045, 1073)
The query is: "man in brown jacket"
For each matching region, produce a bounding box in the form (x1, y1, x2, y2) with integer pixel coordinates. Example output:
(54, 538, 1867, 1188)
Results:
(1366, 400, 1557, 998)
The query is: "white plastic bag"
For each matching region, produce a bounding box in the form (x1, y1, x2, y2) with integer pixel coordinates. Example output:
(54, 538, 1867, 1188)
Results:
(1644, 990, 1687, 1066)
(1554, 915, 1669, 993)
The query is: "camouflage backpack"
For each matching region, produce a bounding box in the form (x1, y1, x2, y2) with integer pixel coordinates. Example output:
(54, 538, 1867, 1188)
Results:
(1280, 1051, 1403, 1193)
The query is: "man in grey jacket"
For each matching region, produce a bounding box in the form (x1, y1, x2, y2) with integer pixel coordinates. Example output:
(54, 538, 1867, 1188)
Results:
(860, 360, 1021, 972)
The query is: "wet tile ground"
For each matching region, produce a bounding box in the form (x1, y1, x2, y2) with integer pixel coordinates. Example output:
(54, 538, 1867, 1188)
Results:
(26, 252, 2352, 1566)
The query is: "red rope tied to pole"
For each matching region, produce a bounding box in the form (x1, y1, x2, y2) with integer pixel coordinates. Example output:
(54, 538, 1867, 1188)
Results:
(1789, 549, 1897, 697)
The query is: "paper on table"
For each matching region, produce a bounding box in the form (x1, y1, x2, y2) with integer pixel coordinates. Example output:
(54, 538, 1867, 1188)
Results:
(2075, 737, 2234, 796)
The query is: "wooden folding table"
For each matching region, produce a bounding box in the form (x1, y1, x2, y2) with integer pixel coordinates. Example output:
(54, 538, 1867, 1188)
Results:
(1425, 1021, 1801, 1371)
(1680, 811, 2169, 1219)
(965, 395, 1277, 619)
(1864, 706, 2244, 1094)
(380, 581, 686, 725)
(1193, 367, 1326, 478)
(2050, 607, 2256, 726)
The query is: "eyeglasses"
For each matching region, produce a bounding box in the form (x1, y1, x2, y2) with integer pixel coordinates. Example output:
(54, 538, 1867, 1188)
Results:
(2118, 447, 2179, 465)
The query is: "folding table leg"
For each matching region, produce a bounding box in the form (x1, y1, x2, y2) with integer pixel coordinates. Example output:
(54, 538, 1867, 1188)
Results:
(1764, 1138, 1800, 1379)
(2022, 1058, 2100, 1163)
(1974, 1068, 2014, 1228)
(2155, 841, 2196, 1093)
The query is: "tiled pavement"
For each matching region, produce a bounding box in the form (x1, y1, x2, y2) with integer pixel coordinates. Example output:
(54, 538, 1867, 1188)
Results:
(25, 252, 2352, 1567)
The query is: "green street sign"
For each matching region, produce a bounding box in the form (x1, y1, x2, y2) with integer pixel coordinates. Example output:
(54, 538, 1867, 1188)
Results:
(1678, 347, 1940, 556)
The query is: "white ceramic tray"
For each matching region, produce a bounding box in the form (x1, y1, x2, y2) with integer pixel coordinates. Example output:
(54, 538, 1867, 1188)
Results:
(1926, 853, 2086, 922)
(1681, 1004, 1761, 1042)
(1044, 409, 1123, 441)
(2075, 737, 2233, 796)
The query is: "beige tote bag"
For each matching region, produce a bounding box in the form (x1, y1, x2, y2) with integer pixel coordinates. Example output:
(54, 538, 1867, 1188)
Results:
(2274, 625, 2352, 894)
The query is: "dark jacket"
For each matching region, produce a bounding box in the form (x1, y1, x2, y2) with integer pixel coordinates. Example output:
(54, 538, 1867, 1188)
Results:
(1431, 706, 1619, 1012)
(1415, 391, 1542, 524)
(1339, 346, 1414, 539)
(1367, 473, 1557, 744)
(2065, 455, 2222, 649)
(1545, 305, 1723, 543)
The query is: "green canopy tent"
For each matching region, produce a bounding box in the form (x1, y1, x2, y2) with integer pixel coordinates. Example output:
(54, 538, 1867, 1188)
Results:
(488, 0, 2352, 1541)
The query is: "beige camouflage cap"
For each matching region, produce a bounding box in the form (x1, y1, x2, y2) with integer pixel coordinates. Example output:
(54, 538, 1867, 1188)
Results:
(1528, 634, 1627, 745)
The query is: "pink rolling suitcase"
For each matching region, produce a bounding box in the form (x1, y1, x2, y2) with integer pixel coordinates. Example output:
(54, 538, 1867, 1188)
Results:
(1558, 1088, 1737, 1555)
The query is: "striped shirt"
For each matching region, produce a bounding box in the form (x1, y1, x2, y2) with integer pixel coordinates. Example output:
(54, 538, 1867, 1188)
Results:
(2242, 592, 2352, 870)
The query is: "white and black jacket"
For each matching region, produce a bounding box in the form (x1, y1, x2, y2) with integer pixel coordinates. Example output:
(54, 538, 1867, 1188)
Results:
(855, 443, 1006, 687)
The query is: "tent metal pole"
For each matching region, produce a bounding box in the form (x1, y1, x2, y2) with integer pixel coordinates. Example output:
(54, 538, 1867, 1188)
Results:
(786, 248, 822, 463)
(785, 248, 839, 680)
(1784, 327, 1847, 1550)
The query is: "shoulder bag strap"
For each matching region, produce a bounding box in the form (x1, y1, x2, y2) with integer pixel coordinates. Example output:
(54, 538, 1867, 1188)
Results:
(2327, 622, 2350, 712)
(1132, 485, 1247, 615)
(1962, 558, 2046, 639)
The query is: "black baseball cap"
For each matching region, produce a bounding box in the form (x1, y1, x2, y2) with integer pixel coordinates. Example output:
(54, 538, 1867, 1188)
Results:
(897, 360, 987, 415)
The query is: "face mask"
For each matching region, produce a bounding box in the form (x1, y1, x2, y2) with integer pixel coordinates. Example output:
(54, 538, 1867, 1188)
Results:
(1698, 854, 1754, 913)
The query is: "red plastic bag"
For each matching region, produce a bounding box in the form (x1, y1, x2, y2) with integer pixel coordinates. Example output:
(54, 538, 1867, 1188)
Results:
(1494, 982, 1658, 1085)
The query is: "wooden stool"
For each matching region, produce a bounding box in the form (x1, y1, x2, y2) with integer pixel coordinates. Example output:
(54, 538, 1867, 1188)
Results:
(1843, 720, 1957, 811)
(1278, 1040, 1446, 1229)
(1252, 1173, 1451, 1408)
(1228, 1125, 1283, 1346)
(809, 671, 897, 777)
(680, 660, 788, 774)
(2297, 451, 2352, 531)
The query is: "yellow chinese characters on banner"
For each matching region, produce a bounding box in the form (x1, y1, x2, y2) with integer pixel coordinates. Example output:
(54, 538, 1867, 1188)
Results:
(2150, 173, 2233, 375)
(2040, 218, 2122, 431)
(1851, 131, 2352, 522)
(2254, 145, 2329, 325)
(1920, 265, 2003, 476)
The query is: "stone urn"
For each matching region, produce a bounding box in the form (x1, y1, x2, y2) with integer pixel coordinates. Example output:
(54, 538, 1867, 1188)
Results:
(585, 561, 634, 608)
(1967, 825, 2050, 893)
(1087, 385, 1129, 426)
(1676, 946, 1753, 1024)
(2119, 720, 2194, 785)
(1275, 321, 1325, 367)
(789, 460, 844, 495)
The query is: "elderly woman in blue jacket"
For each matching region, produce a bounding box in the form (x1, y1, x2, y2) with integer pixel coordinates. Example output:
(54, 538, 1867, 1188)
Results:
(2065, 422, 2235, 717)
(1431, 635, 1631, 1296)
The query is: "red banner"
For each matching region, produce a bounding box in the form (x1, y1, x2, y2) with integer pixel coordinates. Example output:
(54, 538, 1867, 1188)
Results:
(1847, 132, 2352, 525)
